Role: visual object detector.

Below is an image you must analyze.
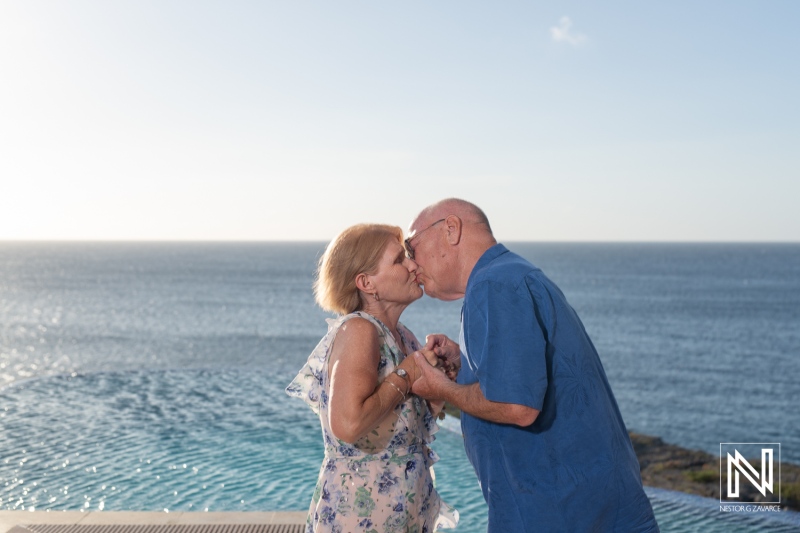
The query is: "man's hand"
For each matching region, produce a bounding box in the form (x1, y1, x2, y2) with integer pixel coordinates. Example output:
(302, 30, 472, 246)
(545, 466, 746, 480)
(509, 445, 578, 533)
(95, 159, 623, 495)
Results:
(410, 351, 452, 400)
(404, 348, 440, 385)
(425, 333, 461, 380)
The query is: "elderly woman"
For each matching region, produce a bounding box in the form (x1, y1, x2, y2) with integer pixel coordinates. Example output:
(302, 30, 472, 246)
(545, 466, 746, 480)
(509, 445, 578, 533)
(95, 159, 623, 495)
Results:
(286, 224, 458, 533)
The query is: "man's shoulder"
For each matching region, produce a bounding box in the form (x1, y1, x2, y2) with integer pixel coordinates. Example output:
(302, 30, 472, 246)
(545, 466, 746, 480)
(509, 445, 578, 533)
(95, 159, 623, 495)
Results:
(471, 246, 542, 289)
(466, 246, 569, 318)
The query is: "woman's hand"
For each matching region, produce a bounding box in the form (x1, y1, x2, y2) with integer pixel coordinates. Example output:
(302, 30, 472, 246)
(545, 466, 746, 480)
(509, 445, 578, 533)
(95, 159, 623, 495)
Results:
(402, 348, 441, 384)
(442, 361, 459, 382)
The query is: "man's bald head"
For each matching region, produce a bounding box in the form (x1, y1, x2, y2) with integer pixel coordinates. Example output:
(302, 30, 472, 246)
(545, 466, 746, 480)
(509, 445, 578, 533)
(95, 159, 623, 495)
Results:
(412, 198, 493, 236)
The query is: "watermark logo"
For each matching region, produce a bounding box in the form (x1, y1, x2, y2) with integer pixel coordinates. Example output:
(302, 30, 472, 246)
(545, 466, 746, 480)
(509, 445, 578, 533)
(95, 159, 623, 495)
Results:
(720, 443, 780, 504)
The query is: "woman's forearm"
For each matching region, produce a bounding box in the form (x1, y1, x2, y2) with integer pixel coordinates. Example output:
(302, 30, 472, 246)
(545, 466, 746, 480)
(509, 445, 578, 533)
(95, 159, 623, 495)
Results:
(330, 370, 410, 443)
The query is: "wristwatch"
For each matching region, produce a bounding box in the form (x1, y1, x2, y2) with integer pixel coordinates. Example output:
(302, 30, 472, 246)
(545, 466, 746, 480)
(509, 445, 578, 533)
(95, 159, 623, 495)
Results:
(393, 368, 411, 391)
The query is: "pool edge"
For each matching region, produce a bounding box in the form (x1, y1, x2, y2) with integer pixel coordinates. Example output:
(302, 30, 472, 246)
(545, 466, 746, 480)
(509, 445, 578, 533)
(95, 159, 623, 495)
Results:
(0, 511, 307, 533)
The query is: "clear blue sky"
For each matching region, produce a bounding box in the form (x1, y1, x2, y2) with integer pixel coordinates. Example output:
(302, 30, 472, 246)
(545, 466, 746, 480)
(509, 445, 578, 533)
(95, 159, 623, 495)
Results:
(2, 1, 798, 241)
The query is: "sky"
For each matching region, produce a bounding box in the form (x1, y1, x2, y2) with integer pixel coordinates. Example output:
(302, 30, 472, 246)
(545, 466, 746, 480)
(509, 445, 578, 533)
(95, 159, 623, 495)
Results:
(1, 1, 798, 242)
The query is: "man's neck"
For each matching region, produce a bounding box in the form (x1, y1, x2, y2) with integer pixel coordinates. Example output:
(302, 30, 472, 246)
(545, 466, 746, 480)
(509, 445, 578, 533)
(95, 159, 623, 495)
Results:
(457, 239, 497, 294)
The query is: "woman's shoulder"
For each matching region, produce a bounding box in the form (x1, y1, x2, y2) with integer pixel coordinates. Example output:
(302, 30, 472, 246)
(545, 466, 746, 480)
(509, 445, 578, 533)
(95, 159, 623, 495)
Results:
(328, 311, 371, 329)
(331, 313, 381, 343)
(339, 311, 379, 327)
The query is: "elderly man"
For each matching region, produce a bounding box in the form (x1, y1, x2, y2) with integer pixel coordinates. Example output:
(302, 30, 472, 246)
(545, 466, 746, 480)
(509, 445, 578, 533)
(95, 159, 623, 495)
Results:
(408, 198, 659, 532)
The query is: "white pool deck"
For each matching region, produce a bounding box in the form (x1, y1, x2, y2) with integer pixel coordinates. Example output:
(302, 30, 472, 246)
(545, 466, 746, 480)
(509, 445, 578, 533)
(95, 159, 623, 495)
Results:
(0, 511, 307, 533)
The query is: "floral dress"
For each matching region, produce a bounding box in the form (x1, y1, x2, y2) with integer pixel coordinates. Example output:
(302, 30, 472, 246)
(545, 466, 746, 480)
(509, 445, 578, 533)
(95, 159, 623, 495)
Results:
(286, 311, 458, 533)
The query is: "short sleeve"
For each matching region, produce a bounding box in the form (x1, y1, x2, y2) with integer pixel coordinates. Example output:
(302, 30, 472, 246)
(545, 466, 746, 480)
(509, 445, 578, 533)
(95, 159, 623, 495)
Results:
(464, 277, 548, 410)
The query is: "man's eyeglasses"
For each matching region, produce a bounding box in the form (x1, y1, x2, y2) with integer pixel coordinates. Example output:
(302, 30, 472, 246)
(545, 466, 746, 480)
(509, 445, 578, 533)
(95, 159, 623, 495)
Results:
(404, 218, 446, 260)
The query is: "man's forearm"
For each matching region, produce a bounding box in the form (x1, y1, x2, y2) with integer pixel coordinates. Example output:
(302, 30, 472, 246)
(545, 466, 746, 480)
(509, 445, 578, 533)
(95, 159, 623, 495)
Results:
(439, 381, 539, 427)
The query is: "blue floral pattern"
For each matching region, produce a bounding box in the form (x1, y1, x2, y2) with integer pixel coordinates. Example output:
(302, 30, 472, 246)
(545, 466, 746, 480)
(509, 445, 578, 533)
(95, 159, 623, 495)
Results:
(287, 312, 458, 532)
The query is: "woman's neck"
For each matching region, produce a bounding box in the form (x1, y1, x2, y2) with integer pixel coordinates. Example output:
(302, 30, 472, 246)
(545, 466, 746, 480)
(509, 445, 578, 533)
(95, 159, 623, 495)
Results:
(360, 301, 405, 339)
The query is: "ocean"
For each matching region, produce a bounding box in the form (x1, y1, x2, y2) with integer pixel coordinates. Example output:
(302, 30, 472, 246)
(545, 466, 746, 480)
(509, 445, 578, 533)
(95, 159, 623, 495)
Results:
(1, 242, 799, 532)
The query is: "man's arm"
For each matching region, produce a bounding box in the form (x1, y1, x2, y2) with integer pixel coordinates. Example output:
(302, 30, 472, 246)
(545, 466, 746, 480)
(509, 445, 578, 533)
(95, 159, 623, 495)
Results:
(411, 352, 539, 427)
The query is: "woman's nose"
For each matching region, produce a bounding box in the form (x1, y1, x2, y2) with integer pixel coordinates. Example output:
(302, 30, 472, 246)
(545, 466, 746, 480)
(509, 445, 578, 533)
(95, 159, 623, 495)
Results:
(405, 257, 419, 272)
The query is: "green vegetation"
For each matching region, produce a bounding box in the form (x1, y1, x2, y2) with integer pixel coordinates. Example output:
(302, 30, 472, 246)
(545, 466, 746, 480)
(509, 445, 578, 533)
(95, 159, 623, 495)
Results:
(685, 469, 718, 484)
(782, 481, 800, 509)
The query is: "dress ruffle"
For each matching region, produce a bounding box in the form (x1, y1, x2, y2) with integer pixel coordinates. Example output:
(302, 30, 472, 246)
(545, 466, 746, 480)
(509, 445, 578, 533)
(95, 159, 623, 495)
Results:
(285, 315, 348, 416)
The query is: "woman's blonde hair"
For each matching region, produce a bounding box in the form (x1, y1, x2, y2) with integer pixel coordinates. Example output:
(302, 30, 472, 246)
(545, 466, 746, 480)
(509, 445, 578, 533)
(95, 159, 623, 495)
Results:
(314, 224, 404, 315)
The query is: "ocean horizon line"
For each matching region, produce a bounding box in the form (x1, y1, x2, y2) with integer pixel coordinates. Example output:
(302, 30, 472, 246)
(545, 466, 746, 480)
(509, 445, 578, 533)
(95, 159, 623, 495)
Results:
(1, 239, 799, 245)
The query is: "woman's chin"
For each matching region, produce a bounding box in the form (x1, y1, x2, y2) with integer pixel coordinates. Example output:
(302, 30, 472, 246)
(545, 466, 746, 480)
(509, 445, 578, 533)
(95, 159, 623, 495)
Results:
(410, 286, 424, 301)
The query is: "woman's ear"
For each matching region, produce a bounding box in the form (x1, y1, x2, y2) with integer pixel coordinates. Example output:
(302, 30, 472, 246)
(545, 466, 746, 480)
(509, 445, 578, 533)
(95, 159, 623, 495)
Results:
(445, 215, 463, 245)
(355, 272, 373, 293)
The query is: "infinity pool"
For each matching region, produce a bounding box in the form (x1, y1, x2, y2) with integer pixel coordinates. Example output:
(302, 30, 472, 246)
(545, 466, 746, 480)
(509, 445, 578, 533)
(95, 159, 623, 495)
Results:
(2, 370, 798, 532)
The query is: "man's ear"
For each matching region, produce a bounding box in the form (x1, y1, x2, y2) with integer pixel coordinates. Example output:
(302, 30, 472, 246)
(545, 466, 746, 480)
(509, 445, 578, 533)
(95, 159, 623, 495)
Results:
(444, 215, 463, 245)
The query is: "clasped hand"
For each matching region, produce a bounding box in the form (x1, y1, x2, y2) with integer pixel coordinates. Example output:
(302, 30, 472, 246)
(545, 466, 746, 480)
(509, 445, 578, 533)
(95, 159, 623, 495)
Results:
(409, 334, 460, 401)
(411, 347, 458, 382)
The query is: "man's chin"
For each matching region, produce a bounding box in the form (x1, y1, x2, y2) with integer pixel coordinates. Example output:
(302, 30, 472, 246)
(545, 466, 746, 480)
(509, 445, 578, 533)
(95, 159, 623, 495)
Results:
(420, 279, 451, 300)
(422, 285, 440, 299)
(423, 285, 462, 302)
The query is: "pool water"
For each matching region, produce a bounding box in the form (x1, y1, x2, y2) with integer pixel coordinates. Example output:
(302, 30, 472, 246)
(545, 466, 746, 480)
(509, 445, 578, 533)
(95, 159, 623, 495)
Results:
(2, 370, 798, 532)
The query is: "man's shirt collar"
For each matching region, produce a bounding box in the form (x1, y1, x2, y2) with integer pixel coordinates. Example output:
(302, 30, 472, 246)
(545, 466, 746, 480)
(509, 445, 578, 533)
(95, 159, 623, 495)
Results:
(466, 243, 509, 293)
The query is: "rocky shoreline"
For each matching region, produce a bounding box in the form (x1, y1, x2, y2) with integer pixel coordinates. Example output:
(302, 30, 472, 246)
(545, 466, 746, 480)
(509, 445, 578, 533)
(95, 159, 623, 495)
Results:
(630, 433, 799, 512)
(440, 406, 798, 511)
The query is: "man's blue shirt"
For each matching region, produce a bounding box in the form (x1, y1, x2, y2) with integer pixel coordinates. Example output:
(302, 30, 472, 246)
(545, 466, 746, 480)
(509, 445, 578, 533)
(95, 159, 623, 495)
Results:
(458, 244, 659, 532)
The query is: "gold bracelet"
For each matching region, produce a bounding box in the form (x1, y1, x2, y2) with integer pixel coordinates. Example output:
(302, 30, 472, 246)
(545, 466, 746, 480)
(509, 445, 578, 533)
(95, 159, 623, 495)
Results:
(384, 378, 406, 402)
